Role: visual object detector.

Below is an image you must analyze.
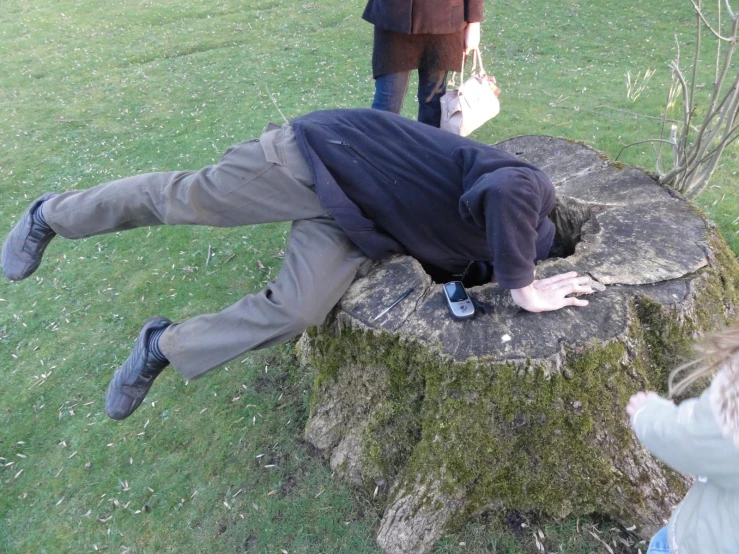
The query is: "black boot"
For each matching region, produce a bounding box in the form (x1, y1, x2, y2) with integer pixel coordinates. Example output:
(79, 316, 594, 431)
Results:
(105, 316, 172, 420)
(2, 193, 58, 281)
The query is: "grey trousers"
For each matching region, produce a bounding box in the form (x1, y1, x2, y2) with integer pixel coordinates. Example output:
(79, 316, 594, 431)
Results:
(43, 125, 370, 379)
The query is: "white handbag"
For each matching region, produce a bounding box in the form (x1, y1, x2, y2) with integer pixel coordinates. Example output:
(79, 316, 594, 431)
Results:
(440, 48, 500, 137)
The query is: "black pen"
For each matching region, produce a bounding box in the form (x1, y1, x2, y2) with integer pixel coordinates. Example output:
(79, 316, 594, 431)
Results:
(373, 287, 414, 321)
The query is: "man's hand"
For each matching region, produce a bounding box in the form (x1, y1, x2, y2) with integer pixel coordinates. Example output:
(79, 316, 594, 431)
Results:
(510, 272, 593, 313)
(626, 391, 661, 418)
(464, 22, 481, 54)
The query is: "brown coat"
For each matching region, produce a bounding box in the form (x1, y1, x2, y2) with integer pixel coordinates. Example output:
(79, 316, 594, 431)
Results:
(362, 0, 484, 35)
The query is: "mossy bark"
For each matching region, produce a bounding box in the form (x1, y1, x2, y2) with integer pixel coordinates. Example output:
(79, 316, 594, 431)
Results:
(297, 137, 739, 554)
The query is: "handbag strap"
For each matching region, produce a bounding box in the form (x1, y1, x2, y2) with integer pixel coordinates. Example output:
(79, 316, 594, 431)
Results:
(448, 48, 486, 88)
(472, 48, 487, 78)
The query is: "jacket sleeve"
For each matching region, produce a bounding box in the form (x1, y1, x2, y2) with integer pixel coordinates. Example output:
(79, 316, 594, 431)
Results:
(465, 0, 484, 23)
(631, 388, 739, 479)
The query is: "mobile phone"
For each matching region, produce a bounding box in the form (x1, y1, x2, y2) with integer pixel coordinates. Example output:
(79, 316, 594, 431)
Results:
(442, 281, 475, 320)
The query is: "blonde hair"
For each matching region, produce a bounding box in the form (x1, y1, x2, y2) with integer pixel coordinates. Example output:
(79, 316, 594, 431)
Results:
(669, 321, 739, 398)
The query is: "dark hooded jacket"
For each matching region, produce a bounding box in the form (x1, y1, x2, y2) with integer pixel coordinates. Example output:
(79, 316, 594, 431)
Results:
(291, 109, 555, 290)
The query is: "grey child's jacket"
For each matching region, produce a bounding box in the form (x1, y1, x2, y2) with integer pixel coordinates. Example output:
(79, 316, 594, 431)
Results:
(631, 365, 739, 553)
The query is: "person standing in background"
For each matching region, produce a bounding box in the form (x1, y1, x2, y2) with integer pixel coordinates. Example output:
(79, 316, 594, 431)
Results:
(363, 0, 483, 127)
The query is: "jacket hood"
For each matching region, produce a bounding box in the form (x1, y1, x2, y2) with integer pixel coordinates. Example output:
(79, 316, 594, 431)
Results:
(711, 363, 739, 446)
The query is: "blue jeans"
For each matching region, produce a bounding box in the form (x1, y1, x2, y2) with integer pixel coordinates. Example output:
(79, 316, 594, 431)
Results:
(647, 526, 670, 553)
(372, 69, 447, 128)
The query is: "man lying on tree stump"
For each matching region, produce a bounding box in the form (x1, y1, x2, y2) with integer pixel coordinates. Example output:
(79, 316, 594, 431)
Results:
(1, 108, 593, 421)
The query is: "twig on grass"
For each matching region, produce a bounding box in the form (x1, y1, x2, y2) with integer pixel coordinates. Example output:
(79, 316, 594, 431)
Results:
(55, 118, 93, 124)
(265, 85, 289, 123)
(596, 104, 683, 123)
(587, 529, 615, 554)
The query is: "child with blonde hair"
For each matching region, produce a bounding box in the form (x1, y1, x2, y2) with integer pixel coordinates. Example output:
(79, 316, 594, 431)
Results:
(627, 322, 739, 553)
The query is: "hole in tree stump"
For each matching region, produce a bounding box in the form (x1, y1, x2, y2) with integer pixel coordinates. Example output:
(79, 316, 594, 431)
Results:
(548, 197, 605, 259)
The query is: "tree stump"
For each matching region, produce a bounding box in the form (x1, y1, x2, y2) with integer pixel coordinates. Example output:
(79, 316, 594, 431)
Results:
(297, 136, 739, 554)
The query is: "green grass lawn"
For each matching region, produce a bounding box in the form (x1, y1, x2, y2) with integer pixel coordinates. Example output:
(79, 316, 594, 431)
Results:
(2, 0, 738, 552)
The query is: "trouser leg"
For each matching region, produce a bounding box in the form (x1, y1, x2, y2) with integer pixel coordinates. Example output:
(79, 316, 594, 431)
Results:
(371, 71, 411, 114)
(43, 125, 322, 237)
(38, 124, 369, 379)
(159, 216, 370, 379)
(417, 69, 447, 127)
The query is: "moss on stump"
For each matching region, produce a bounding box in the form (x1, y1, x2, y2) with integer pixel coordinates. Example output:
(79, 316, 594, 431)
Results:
(297, 136, 739, 554)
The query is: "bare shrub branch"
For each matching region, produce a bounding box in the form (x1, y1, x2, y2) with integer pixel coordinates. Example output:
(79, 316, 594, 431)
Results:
(622, 0, 739, 199)
(689, 0, 734, 40)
